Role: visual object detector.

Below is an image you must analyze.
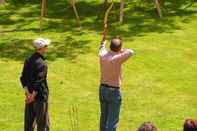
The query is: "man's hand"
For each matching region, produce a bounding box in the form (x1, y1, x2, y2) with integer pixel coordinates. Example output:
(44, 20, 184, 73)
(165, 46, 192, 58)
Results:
(25, 95, 33, 104)
(101, 40, 107, 45)
(26, 95, 35, 104)
(25, 90, 37, 104)
(120, 49, 126, 53)
(101, 31, 107, 44)
(101, 31, 107, 45)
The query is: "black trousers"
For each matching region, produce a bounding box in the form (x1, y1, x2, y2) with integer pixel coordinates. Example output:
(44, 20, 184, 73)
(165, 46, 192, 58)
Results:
(24, 101, 50, 131)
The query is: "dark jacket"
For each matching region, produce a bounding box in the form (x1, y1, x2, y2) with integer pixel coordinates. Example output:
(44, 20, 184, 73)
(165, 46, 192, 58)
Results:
(20, 52, 49, 101)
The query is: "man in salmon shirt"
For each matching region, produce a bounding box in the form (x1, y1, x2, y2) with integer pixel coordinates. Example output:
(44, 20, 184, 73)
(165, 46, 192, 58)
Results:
(99, 35, 134, 131)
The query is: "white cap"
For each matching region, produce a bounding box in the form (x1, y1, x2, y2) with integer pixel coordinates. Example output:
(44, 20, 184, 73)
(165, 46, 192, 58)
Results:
(33, 38, 51, 49)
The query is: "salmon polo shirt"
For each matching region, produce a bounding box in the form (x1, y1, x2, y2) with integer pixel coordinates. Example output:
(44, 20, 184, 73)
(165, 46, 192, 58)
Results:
(99, 42, 134, 87)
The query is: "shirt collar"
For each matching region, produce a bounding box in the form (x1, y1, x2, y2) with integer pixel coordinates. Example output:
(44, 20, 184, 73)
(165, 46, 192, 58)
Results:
(109, 50, 119, 55)
(35, 52, 45, 60)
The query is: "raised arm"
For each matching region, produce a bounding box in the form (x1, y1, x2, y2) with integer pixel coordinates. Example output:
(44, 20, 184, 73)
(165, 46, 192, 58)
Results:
(114, 49, 134, 63)
(99, 1, 113, 57)
(99, 32, 108, 57)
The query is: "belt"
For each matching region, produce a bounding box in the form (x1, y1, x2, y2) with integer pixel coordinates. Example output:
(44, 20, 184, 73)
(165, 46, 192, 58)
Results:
(101, 83, 120, 90)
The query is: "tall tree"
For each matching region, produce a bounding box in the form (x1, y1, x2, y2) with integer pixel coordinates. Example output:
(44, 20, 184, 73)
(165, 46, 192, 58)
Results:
(119, 0, 125, 23)
(154, 0, 162, 18)
(69, 0, 81, 28)
(40, 0, 46, 33)
(0, 0, 5, 4)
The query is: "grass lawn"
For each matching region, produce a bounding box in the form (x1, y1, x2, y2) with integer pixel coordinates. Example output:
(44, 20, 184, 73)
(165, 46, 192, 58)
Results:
(0, 0, 197, 130)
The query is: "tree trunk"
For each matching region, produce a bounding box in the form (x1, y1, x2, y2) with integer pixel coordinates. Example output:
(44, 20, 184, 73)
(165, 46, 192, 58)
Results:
(70, 0, 81, 27)
(0, 0, 5, 4)
(40, 0, 46, 33)
(44, 0, 47, 16)
(154, 0, 162, 18)
(119, 0, 125, 23)
(41, 0, 46, 17)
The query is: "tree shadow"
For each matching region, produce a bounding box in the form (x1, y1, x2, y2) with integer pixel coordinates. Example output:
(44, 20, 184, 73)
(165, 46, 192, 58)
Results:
(108, 0, 197, 37)
(2, 0, 196, 34)
(0, 39, 34, 61)
(46, 35, 91, 62)
(0, 0, 197, 61)
(160, 0, 197, 10)
(0, 36, 91, 62)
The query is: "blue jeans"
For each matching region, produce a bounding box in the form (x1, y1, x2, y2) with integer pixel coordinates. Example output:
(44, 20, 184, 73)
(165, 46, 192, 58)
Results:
(99, 85, 122, 131)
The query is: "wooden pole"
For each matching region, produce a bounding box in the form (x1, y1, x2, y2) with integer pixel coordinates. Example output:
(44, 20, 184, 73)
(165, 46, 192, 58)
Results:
(0, 0, 5, 5)
(70, 0, 81, 28)
(154, 0, 162, 18)
(119, 0, 124, 23)
(40, 0, 46, 33)
(41, 0, 46, 17)
(44, 0, 47, 16)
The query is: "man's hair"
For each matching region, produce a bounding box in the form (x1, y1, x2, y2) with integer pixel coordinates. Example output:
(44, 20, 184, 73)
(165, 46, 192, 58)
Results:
(138, 122, 157, 131)
(184, 119, 197, 131)
(110, 36, 122, 52)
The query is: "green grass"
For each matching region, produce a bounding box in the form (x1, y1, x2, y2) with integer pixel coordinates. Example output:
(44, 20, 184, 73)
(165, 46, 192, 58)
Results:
(0, 0, 197, 130)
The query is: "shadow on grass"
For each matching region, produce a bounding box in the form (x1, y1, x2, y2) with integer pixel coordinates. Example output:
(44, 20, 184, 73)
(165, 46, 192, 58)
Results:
(108, 0, 197, 37)
(46, 35, 91, 62)
(0, 0, 197, 61)
(0, 36, 91, 62)
(0, 39, 34, 61)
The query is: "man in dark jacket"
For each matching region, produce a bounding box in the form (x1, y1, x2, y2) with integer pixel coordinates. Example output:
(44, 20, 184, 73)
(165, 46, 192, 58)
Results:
(20, 38, 51, 131)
